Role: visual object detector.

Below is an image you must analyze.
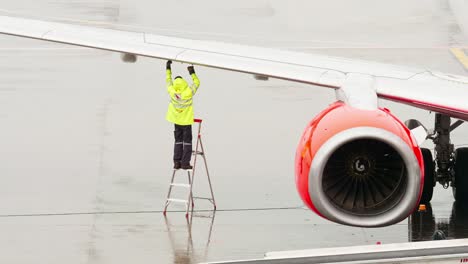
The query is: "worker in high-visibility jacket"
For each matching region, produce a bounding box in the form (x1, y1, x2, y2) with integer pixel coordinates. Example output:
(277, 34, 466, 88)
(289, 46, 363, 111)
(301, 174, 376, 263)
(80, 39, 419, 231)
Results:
(165, 60, 200, 170)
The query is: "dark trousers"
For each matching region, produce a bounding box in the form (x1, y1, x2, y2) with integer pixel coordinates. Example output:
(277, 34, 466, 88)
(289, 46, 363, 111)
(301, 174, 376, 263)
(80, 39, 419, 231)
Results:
(173, 124, 192, 165)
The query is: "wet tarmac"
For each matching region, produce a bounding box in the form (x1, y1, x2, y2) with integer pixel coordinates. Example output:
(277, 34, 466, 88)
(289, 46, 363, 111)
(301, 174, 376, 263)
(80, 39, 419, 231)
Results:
(0, 0, 468, 263)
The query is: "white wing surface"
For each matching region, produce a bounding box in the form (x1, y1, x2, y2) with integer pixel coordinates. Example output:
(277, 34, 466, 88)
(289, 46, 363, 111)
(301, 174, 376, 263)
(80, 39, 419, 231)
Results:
(0, 15, 467, 120)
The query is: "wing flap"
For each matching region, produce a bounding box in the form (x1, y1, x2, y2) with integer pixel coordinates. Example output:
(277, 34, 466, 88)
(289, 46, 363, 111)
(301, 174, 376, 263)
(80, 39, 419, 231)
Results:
(376, 72, 468, 120)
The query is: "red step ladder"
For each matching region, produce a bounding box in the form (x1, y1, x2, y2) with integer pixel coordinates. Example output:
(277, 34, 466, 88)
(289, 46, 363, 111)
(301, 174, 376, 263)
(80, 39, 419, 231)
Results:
(163, 119, 216, 217)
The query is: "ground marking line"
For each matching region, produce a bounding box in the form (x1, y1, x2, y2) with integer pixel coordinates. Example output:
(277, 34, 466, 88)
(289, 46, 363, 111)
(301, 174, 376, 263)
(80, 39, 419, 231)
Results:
(450, 48, 468, 70)
(0, 206, 302, 218)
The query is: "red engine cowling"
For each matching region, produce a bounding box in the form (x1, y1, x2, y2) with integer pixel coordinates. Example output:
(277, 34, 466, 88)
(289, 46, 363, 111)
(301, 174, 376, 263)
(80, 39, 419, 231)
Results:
(295, 102, 424, 227)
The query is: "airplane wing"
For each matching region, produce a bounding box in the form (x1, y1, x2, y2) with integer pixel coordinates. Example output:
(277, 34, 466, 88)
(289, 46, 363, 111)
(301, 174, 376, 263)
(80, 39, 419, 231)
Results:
(0, 15, 467, 120)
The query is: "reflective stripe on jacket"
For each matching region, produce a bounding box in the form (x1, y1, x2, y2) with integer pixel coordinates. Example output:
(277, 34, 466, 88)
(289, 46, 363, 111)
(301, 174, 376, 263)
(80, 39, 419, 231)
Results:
(165, 69, 200, 125)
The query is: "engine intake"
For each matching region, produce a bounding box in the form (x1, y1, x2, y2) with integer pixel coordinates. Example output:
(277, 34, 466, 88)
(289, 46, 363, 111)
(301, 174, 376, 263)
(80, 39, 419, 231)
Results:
(295, 102, 424, 227)
(323, 138, 407, 215)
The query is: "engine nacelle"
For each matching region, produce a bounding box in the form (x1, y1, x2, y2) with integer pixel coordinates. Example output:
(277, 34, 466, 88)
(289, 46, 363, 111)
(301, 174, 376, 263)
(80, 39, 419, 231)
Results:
(295, 102, 424, 227)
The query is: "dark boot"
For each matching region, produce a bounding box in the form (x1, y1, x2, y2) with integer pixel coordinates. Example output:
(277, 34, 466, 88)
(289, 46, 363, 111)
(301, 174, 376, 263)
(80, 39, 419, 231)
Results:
(181, 164, 193, 170)
(174, 161, 181, 170)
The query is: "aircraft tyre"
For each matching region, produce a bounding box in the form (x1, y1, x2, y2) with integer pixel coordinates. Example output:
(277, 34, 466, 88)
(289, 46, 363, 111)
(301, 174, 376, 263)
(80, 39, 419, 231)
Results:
(420, 148, 435, 204)
(453, 148, 468, 202)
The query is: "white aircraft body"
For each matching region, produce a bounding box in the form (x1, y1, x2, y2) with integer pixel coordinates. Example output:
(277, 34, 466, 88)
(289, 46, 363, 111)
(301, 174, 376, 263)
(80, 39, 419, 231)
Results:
(1, 15, 467, 228)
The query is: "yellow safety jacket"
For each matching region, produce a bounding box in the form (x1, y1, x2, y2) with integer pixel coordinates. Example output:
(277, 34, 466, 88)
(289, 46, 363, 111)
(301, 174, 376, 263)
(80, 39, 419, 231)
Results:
(166, 69, 200, 125)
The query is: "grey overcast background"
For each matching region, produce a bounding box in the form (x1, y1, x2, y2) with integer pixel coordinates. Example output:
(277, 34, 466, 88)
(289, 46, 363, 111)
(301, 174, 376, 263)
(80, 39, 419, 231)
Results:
(0, 0, 467, 263)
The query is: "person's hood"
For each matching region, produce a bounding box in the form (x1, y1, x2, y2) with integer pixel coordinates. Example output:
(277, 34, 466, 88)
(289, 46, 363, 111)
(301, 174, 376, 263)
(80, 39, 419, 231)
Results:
(173, 77, 188, 93)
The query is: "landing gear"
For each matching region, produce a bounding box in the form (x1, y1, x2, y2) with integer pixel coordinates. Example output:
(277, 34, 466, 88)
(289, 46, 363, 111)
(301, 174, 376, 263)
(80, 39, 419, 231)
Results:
(420, 148, 435, 204)
(407, 113, 465, 201)
(453, 148, 468, 202)
(428, 113, 465, 199)
(432, 114, 455, 189)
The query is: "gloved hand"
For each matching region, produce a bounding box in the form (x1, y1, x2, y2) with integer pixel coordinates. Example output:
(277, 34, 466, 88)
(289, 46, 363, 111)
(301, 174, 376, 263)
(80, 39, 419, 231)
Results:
(166, 60, 172, 70)
(187, 66, 195, 75)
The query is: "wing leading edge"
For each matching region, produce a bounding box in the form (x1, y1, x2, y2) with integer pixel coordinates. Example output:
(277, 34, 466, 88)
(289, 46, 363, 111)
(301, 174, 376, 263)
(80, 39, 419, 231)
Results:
(0, 15, 467, 120)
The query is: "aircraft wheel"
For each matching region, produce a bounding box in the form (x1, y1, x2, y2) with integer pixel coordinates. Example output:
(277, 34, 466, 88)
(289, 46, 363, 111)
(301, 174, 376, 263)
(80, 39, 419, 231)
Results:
(420, 148, 435, 204)
(453, 148, 468, 202)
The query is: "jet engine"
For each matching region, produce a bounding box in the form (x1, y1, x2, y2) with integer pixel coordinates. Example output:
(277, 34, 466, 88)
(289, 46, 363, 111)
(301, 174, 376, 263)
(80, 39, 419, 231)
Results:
(295, 102, 424, 227)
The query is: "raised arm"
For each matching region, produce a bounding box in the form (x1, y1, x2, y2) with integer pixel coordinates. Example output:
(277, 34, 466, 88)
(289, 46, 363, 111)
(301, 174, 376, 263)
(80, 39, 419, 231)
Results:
(166, 60, 173, 93)
(187, 66, 200, 95)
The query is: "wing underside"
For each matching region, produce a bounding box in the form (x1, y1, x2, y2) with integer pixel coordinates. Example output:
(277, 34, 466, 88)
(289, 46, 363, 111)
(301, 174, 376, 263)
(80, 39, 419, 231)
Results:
(0, 15, 467, 120)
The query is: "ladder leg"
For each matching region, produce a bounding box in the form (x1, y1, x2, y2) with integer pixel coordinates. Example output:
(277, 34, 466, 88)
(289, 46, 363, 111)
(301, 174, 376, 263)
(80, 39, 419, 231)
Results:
(186, 170, 194, 218)
(199, 138, 216, 210)
(185, 126, 201, 217)
(191, 122, 201, 165)
(189, 164, 197, 213)
(164, 170, 177, 215)
(188, 170, 194, 208)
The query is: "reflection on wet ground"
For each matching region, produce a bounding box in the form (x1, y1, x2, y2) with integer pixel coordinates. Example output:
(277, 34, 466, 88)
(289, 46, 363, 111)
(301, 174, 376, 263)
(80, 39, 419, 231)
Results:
(410, 201, 468, 242)
(165, 210, 216, 264)
(160, 200, 468, 263)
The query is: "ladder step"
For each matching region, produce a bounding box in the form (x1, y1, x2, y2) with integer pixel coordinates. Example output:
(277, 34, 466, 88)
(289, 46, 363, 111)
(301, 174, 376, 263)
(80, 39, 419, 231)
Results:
(167, 199, 188, 204)
(192, 151, 204, 156)
(193, 197, 213, 201)
(191, 214, 215, 219)
(170, 183, 191, 188)
(173, 169, 193, 172)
